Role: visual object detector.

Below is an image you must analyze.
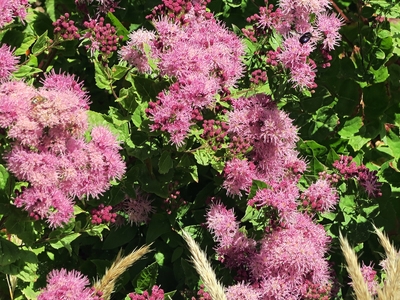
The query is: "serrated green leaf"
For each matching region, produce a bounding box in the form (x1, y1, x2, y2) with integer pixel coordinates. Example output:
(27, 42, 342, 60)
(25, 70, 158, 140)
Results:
(132, 262, 158, 293)
(94, 62, 112, 90)
(107, 12, 130, 39)
(32, 30, 49, 55)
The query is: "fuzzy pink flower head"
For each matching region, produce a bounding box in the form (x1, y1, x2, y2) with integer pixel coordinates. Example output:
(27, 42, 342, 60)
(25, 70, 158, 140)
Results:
(278, 35, 317, 89)
(222, 158, 256, 196)
(40, 70, 90, 109)
(301, 178, 339, 212)
(123, 191, 155, 226)
(119, 28, 157, 73)
(249, 218, 331, 293)
(206, 202, 239, 245)
(0, 44, 19, 80)
(38, 268, 95, 300)
(279, 0, 331, 16)
(129, 285, 164, 300)
(225, 282, 261, 300)
(317, 12, 343, 51)
(0, 0, 30, 28)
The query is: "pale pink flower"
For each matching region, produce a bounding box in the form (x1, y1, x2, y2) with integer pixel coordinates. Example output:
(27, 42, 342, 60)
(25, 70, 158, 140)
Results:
(0, 44, 19, 80)
(317, 12, 343, 51)
(0, 0, 30, 28)
(38, 269, 95, 300)
(225, 282, 261, 300)
(41, 70, 90, 109)
(222, 158, 256, 197)
(119, 29, 157, 73)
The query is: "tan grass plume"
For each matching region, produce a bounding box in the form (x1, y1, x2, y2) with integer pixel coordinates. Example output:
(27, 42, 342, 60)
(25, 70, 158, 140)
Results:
(339, 231, 372, 300)
(182, 230, 227, 300)
(373, 225, 400, 300)
(93, 244, 152, 300)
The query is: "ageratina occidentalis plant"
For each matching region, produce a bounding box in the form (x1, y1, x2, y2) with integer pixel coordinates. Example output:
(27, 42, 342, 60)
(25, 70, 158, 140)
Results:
(0, 73, 126, 228)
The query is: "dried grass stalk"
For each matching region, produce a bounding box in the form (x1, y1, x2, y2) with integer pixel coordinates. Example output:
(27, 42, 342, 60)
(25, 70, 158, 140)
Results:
(373, 225, 400, 300)
(93, 244, 152, 300)
(182, 230, 227, 300)
(339, 232, 372, 300)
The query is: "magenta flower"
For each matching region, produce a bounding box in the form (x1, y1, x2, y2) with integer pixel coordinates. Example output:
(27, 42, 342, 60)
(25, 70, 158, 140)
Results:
(301, 178, 339, 212)
(0, 0, 30, 28)
(317, 12, 344, 51)
(0, 44, 19, 80)
(119, 29, 157, 73)
(225, 282, 261, 300)
(349, 262, 378, 296)
(222, 158, 256, 197)
(38, 269, 95, 300)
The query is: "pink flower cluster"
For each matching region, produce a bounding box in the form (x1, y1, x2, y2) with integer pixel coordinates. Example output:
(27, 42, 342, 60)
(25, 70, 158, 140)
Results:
(0, 0, 30, 28)
(129, 286, 164, 300)
(53, 13, 80, 41)
(38, 269, 103, 300)
(207, 204, 332, 300)
(83, 17, 123, 61)
(0, 44, 19, 80)
(300, 178, 339, 213)
(245, 0, 343, 89)
(333, 155, 382, 198)
(91, 204, 117, 224)
(121, 4, 245, 146)
(223, 93, 306, 196)
(0, 74, 126, 228)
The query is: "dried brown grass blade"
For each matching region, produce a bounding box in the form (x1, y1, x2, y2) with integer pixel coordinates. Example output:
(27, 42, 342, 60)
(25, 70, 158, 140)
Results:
(182, 230, 227, 300)
(339, 232, 372, 300)
(94, 244, 152, 300)
(373, 225, 400, 300)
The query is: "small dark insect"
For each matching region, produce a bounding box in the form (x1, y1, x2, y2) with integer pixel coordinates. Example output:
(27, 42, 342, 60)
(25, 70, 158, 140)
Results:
(299, 32, 312, 44)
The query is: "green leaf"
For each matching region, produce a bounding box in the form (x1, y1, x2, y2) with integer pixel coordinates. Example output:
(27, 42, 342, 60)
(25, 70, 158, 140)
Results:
(378, 29, 391, 39)
(49, 233, 80, 255)
(171, 247, 183, 262)
(159, 151, 173, 174)
(146, 214, 171, 243)
(164, 291, 176, 300)
(94, 62, 112, 90)
(45, 0, 56, 22)
(0, 237, 20, 266)
(107, 12, 130, 39)
(14, 35, 36, 56)
(32, 30, 49, 55)
(13, 66, 42, 79)
(102, 226, 137, 249)
(363, 83, 389, 120)
(132, 262, 158, 293)
(154, 252, 164, 266)
(194, 149, 211, 166)
(0, 165, 10, 190)
(111, 65, 129, 81)
(338, 117, 363, 138)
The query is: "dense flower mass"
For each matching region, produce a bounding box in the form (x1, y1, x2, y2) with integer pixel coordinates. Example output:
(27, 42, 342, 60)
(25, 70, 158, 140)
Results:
(0, 0, 30, 28)
(0, 44, 19, 80)
(207, 204, 332, 299)
(0, 74, 126, 227)
(121, 4, 245, 146)
(224, 93, 306, 196)
(38, 269, 96, 300)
